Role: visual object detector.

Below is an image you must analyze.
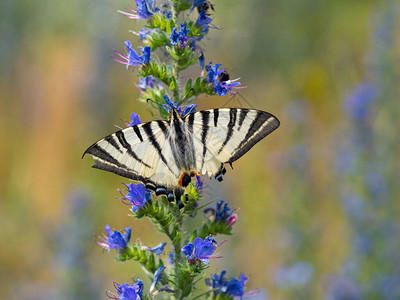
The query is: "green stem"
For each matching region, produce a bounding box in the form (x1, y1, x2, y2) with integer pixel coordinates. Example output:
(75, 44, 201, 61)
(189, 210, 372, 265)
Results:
(171, 0, 180, 102)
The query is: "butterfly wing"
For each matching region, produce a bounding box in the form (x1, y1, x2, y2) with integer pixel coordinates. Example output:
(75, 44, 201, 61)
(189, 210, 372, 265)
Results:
(83, 120, 184, 196)
(188, 108, 280, 178)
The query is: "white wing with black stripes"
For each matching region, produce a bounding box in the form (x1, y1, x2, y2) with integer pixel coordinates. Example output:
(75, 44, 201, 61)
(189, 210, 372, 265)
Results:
(83, 108, 279, 199)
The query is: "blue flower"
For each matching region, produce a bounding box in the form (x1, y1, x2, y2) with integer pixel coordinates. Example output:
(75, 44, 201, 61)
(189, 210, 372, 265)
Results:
(113, 42, 151, 69)
(108, 279, 142, 300)
(96, 225, 131, 252)
(137, 75, 162, 91)
(226, 273, 248, 297)
(142, 242, 167, 255)
(117, 0, 154, 20)
(163, 95, 197, 117)
(188, 0, 208, 14)
(126, 112, 142, 127)
(181, 243, 195, 258)
(182, 236, 218, 264)
(170, 24, 190, 48)
(206, 271, 250, 297)
(150, 266, 166, 292)
(205, 200, 237, 226)
(205, 62, 244, 96)
(198, 51, 205, 71)
(196, 10, 214, 38)
(119, 183, 152, 212)
(195, 175, 203, 190)
(178, 104, 197, 117)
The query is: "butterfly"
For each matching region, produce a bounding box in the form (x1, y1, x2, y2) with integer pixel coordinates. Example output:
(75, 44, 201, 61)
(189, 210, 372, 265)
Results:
(83, 107, 280, 200)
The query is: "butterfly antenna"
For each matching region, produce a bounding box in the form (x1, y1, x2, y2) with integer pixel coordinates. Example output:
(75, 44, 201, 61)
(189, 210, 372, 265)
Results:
(179, 88, 195, 104)
(236, 92, 255, 109)
(146, 98, 164, 109)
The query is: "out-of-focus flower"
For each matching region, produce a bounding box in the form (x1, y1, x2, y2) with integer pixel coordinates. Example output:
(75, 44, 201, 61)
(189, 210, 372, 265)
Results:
(113, 41, 151, 69)
(324, 276, 362, 300)
(119, 183, 152, 212)
(107, 279, 142, 300)
(117, 0, 154, 20)
(137, 75, 163, 91)
(274, 261, 314, 289)
(181, 236, 220, 264)
(198, 51, 205, 71)
(150, 266, 166, 292)
(205, 271, 250, 298)
(189, 0, 208, 14)
(142, 242, 167, 255)
(344, 82, 377, 122)
(96, 225, 131, 252)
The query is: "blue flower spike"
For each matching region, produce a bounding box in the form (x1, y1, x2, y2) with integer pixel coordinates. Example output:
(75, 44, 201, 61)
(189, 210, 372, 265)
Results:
(96, 225, 131, 252)
(118, 183, 152, 212)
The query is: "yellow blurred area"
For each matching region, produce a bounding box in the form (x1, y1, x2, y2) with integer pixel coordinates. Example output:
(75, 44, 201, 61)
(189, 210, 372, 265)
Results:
(1, 0, 399, 299)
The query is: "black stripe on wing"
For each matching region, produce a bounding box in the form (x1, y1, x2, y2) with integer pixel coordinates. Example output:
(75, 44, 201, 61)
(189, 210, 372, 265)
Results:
(90, 159, 184, 198)
(217, 108, 237, 154)
(228, 110, 280, 163)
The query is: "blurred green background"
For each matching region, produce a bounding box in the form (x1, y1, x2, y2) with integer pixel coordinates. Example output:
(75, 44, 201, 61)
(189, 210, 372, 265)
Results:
(1, 0, 400, 299)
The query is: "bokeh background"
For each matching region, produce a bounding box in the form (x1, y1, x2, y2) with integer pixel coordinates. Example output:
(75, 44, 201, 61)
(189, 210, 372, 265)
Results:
(1, 0, 399, 299)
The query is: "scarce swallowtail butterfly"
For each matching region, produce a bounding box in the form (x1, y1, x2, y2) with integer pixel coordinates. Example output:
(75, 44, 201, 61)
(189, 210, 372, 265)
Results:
(83, 107, 280, 200)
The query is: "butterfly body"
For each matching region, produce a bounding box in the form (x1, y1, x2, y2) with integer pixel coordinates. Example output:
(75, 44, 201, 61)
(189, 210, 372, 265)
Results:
(83, 108, 280, 199)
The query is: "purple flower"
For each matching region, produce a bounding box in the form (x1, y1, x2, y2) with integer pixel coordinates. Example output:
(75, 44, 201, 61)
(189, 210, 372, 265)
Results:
(107, 279, 142, 300)
(142, 242, 167, 255)
(195, 175, 203, 190)
(113, 41, 151, 69)
(182, 236, 221, 264)
(96, 225, 131, 252)
(117, 0, 154, 20)
(119, 183, 152, 212)
(150, 266, 166, 292)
